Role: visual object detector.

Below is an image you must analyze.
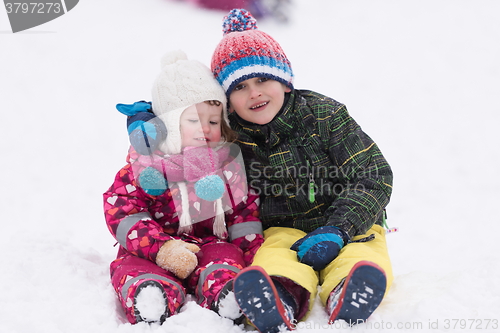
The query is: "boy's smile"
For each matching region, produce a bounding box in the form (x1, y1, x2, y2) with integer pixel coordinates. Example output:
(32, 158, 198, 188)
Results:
(250, 101, 269, 110)
(229, 77, 291, 125)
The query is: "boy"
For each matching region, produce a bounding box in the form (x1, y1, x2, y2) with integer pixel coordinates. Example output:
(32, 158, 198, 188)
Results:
(211, 9, 393, 332)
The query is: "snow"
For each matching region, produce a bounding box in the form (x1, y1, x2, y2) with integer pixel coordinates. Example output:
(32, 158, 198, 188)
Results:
(135, 284, 168, 322)
(1, 0, 499, 332)
(217, 290, 242, 320)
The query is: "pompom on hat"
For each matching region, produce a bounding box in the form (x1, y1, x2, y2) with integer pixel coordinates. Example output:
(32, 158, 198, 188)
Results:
(211, 8, 294, 97)
(151, 50, 228, 155)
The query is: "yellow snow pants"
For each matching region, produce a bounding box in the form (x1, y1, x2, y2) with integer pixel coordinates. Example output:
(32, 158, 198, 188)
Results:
(251, 224, 393, 319)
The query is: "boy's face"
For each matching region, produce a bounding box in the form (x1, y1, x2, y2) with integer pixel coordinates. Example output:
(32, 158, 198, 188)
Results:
(180, 102, 222, 149)
(229, 77, 291, 125)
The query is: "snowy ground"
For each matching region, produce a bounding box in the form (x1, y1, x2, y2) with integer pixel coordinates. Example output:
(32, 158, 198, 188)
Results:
(1, 1, 499, 332)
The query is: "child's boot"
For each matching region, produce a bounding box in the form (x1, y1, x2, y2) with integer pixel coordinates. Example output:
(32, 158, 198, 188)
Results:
(211, 280, 245, 324)
(234, 266, 297, 333)
(327, 261, 386, 326)
(133, 280, 170, 324)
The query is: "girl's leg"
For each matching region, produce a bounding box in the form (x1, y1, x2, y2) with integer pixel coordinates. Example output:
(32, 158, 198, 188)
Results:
(110, 252, 186, 324)
(189, 242, 245, 321)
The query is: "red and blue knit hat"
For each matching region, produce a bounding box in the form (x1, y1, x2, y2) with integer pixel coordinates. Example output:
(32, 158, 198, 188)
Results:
(211, 8, 293, 97)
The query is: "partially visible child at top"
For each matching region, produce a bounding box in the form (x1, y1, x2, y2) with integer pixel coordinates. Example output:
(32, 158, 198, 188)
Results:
(103, 50, 263, 325)
(210, 9, 394, 332)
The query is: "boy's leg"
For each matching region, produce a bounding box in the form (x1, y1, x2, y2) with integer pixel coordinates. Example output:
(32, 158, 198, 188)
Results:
(110, 253, 186, 324)
(234, 227, 318, 330)
(252, 227, 318, 320)
(234, 266, 297, 333)
(319, 224, 393, 324)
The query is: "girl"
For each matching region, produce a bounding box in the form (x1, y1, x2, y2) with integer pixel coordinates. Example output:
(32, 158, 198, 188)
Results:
(103, 50, 263, 325)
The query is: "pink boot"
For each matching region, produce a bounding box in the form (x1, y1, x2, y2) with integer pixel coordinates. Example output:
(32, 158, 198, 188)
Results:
(110, 253, 186, 324)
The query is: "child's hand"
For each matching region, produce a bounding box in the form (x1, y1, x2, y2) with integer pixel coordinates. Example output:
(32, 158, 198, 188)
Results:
(290, 226, 349, 271)
(156, 240, 200, 279)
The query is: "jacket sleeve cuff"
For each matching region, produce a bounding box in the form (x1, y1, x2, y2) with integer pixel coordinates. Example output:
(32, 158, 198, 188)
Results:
(326, 220, 354, 242)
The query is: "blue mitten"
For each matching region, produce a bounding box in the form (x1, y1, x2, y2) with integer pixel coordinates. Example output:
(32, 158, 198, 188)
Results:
(290, 226, 349, 271)
(116, 101, 167, 155)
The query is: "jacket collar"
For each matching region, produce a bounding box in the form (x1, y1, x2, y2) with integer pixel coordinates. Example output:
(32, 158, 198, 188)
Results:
(229, 90, 298, 147)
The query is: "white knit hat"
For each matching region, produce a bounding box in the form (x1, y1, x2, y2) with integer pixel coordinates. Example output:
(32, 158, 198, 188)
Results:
(151, 50, 228, 155)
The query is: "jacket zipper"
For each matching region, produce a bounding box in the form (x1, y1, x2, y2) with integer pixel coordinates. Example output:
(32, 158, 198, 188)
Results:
(307, 159, 316, 203)
(299, 144, 316, 203)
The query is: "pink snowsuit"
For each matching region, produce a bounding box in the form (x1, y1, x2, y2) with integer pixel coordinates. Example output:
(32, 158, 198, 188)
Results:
(103, 146, 263, 324)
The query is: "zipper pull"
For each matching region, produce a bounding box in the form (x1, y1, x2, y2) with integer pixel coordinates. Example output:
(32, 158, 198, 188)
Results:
(308, 173, 315, 203)
(306, 160, 316, 203)
(308, 181, 315, 203)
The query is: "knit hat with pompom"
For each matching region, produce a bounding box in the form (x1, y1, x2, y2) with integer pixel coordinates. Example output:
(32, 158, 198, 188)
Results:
(211, 8, 293, 97)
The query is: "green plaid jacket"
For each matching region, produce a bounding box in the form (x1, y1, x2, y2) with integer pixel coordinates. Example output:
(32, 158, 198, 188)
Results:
(229, 89, 393, 238)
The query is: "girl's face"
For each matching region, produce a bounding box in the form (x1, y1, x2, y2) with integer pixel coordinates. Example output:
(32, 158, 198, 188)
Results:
(229, 77, 291, 125)
(180, 102, 223, 149)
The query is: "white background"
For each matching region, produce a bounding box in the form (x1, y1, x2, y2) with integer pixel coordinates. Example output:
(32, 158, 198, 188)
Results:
(1, 0, 499, 332)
